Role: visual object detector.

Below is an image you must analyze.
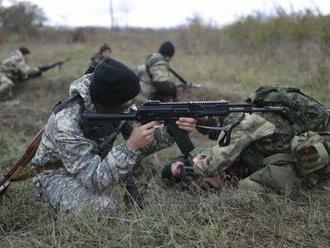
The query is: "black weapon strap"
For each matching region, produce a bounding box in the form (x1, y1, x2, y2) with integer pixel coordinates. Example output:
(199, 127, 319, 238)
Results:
(196, 114, 246, 146)
(168, 66, 188, 85)
(218, 114, 246, 146)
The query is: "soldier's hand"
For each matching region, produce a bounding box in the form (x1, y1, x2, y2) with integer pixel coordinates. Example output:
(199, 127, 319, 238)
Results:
(176, 117, 197, 133)
(250, 120, 275, 141)
(127, 121, 158, 150)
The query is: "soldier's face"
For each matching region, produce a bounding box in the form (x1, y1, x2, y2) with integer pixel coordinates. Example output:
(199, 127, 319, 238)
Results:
(101, 49, 111, 58)
(171, 161, 184, 177)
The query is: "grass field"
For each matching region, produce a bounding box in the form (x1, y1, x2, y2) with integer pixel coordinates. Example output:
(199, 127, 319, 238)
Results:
(1, 28, 330, 247)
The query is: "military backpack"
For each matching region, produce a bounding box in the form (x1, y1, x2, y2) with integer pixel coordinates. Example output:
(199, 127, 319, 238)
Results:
(253, 86, 329, 133)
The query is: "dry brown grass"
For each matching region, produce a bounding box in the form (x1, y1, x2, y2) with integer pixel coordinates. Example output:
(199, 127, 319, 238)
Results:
(1, 25, 330, 247)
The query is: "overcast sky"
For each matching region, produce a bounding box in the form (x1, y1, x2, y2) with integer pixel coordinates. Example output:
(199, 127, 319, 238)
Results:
(4, 0, 330, 28)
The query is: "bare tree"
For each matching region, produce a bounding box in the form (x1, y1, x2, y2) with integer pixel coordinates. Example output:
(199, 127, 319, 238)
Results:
(0, 1, 47, 35)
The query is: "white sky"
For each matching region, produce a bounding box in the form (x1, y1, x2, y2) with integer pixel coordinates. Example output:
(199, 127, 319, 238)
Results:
(4, 0, 330, 28)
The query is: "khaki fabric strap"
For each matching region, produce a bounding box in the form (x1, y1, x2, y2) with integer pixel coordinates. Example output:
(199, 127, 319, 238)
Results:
(263, 153, 295, 166)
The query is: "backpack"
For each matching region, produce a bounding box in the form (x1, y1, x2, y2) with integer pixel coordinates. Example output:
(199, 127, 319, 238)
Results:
(253, 86, 329, 133)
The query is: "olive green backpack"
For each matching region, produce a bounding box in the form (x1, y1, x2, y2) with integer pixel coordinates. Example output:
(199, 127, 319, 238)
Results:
(253, 86, 329, 133)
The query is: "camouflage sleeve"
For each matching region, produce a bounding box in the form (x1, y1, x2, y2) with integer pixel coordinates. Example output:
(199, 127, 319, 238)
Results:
(193, 114, 276, 177)
(51, 105, 142, 193)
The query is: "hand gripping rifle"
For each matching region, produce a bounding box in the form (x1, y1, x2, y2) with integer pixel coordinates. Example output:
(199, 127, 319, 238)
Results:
(38, 58, 71, 72)
(82, 100, 288, 157)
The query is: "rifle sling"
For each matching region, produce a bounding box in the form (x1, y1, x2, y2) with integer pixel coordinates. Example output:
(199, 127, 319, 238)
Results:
(11, 161, 63, 182)
(168, 67, 188, 85)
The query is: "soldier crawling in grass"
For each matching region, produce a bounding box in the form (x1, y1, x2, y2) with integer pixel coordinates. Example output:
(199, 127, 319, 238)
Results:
(161, 86, 330, 196)
(0, 47, 41, 99)
(32, 58, 197, 212)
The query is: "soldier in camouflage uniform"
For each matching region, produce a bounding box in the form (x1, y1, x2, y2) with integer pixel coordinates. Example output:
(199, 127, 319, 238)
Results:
(0, 47, 41, 98)
(163, 110, 330, 196)
(85, 43, 112, 74)
(136, 41, 184, 103)
(32, 58, 196, 212)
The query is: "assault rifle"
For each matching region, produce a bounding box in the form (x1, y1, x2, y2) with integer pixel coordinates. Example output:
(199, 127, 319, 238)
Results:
(169, 67, 202, 89)
(82, 100, 288, 155)
(38, 58, 71, 72)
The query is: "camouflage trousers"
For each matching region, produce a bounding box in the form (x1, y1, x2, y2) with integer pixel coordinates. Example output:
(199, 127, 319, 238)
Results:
(34, 172, 116, 212)
(0, 72, 14, 98)
(240, 163, 301, 196)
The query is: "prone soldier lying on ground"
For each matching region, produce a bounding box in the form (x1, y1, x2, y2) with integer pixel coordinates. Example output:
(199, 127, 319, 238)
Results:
(29, 58, 197, 212)
(161, 86, 330, 196)
(0, 47, 70, 100)
(0, 47, 41, 99)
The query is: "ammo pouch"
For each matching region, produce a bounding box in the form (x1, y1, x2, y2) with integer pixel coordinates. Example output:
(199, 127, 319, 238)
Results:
(291, 131, 329, 176)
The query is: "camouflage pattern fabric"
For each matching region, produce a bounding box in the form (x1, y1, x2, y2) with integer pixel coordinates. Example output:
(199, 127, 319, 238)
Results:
(0, 72, 14, 98)
(137, 53, 179, 102)
(32, 74, 175, 211)
(193, 111, 330, 195)
(192, 113, 306, 195)
(0, 50, 39, 82)
(193, 114, 277, 177)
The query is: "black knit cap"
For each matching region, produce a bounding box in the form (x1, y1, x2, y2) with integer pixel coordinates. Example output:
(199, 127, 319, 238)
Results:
(19, 47, 30, 55)
(90, 58, 140, 107)
(161, 162, 183, 183)
(99, 43, 111, 53)
(158, 41, 175, 58)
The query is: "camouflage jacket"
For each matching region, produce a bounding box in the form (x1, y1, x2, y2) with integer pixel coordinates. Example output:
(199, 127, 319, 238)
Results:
(0, 50, 39, 82)
(193, 113, 296, 177)
(138, 53, 178, 100)
(32, 74, 175, 193)
(85, 53, 103, 74)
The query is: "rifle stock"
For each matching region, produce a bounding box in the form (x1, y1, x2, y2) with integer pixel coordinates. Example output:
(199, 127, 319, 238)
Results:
(0, 128, 44, 196)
